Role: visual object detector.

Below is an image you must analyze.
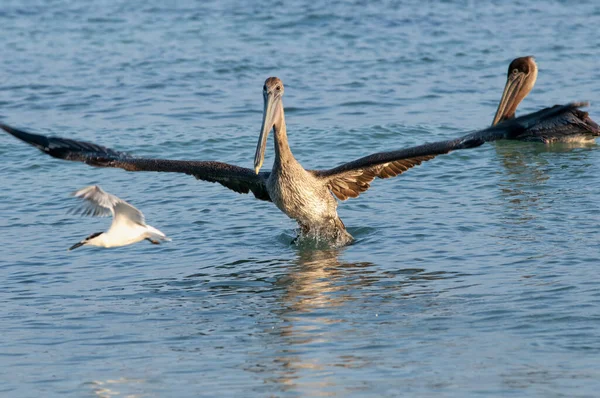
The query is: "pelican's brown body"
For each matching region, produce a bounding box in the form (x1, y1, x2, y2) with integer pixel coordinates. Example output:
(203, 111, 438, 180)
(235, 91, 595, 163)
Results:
(258, 78, 351, 243)
(269, 158, 349, 241)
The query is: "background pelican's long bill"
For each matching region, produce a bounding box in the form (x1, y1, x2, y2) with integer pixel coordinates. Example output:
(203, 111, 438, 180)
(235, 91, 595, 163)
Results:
(492, 73, 524, 125)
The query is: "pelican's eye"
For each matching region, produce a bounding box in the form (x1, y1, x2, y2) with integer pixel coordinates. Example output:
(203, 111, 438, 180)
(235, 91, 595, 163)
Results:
(512, 69, 519, 75)
(276, 85, 281, 91)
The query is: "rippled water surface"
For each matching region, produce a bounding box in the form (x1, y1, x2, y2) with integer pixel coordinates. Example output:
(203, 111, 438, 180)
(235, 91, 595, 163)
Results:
(2, 1, 600, 396)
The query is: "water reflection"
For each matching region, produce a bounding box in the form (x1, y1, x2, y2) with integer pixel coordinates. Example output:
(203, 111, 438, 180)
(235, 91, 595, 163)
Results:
(495, 141, 596, 211)
(85, 377, 145, 398)
(278, 248, 374, 313)
(125, 248, 462, 395)
(492, 141, 597, 246)
(495, 142, 552, 216)
(267, 248, 375, 392)
(263, 248, 461, 393)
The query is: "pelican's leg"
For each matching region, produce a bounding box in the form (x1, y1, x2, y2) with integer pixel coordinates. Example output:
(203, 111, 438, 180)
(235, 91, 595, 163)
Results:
(146, 238, 160, 245)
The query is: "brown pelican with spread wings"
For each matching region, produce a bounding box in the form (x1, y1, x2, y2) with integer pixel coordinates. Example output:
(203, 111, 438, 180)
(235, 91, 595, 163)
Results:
(0, 77, 588, 245)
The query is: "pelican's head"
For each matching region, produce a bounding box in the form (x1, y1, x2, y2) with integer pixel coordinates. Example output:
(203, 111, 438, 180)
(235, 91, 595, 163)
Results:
(68, 231, 104, 251)
(254, 77, 285, 174)
(492, 56, 538, 125)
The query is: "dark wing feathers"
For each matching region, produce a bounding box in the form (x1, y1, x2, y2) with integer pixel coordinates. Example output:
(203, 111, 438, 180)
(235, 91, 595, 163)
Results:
(312, 102, 589, 201)
(460, 102, 591, 142)
(100, 158, 272, 201)
(313, 155, 437, 200)
(311, 136, 481, 201)
(520, 108, 600, 142)
(0, 123, 129, 162)
(1, 102, 588, 203)
(0, 124, 271, 202)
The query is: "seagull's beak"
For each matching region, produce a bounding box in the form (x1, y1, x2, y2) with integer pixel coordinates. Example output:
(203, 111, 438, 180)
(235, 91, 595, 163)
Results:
(492, 71, 527, 125)
(68, 241, 85, 251)
(254, 90, 281, 174)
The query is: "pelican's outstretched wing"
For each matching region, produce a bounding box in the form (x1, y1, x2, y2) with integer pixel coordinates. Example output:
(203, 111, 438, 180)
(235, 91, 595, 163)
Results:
(0, 102, 586, 202)
(312, 102, 588, 200)
(0, 124, 272, 202)
(310, 136, 478, 200)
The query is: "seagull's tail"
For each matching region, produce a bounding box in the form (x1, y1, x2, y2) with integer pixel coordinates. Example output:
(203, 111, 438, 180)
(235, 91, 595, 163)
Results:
(146, 225, 171, 242)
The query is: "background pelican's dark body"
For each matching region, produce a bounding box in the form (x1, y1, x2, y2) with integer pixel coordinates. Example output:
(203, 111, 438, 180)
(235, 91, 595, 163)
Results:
(1, 1, 600, 397)
(492, 56, 600, 143)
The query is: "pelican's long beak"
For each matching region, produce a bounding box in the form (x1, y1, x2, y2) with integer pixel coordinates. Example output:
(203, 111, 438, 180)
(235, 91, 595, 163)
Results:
(492, 71, 526, 125)
(254, 91, 281, 174)
(68, 241, 85, 251)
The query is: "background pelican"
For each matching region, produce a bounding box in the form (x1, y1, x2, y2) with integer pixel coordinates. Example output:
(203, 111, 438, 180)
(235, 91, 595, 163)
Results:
(492, 56, 599, 143)
(0, 77, 587, 246)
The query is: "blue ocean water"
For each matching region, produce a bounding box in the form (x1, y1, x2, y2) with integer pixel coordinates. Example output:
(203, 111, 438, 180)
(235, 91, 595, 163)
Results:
(1, 0, 600, 396)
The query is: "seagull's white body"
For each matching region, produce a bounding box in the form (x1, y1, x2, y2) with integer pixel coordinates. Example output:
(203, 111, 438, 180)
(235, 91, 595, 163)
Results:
(88, 223, 167, 248)
(69, 185, 169, 250)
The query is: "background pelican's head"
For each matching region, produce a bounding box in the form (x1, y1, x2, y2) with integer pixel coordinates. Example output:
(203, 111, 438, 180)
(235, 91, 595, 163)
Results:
(492, 56, 538, 125)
